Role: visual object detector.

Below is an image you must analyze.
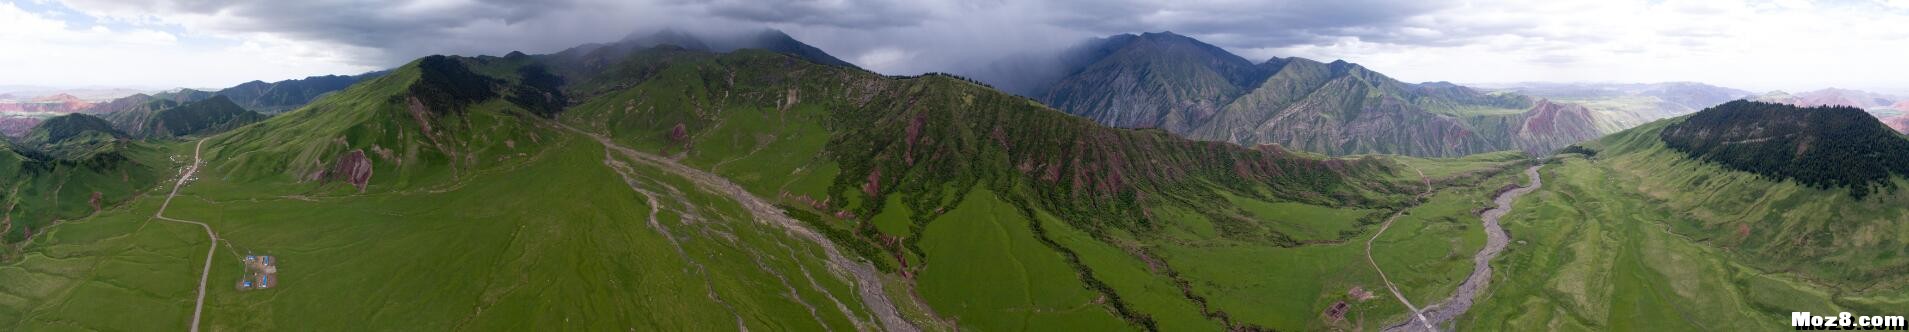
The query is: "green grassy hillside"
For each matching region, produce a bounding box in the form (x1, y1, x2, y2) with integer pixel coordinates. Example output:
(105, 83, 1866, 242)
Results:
(95, 95, 184, 135)
(204, 55, 551, 192)
(1461, 108, 1909, 329)
(0, 43, 1541, 331)
(1659, 100, 1909, 197)
(18, 114, 124, 149)
(0, 132, 170, 249)
(4, 50, 896, 330)
(1589, 117, 1909, 287)
(135, 96, 265, 138)
(556, 48, 1542, 330)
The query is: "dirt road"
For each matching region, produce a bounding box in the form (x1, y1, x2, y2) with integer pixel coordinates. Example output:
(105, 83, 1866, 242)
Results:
(1367, 165, 1438, 332)
(1383, 165, 1543, 332)
(566, 125, 918, 332)
(154, 139, 216, 332)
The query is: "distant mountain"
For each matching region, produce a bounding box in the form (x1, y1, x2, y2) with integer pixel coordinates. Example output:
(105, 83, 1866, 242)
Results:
(0, 87, 145, 101)
(1880, 114, 1909, 134)
(723, 30, 859, 69)
(1659, 100, 1909, 197)
(556, 28, 862, 74)
(150, 88, 216, 103)
(1187, 57, 1586, 156)
(0, 116, 40, 138)
(17, 113, 129, 160)
(1755, 88, 1901, 109)
(20, 113, 124, 146)
(109, 73, 383, 116)
(1493, 99, 1604, 155)
(215, 72, 386, 113)
(95, 94, 183, 133)
(140, 96, 265, 138)
(979, 32, 1604, 157)
(1480, 82, 1754, 130)
(0, 93, 96, 113)
(1033, 32, 1268, 133)
(95, 94, 265, 139)
(625, 28, 712, 51)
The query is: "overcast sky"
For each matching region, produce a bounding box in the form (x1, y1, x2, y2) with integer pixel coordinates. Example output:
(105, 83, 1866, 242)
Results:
(5, 0, 1909, 93)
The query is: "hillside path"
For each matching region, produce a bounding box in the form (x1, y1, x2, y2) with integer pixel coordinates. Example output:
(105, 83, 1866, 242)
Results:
(154, 139, 216, 332)
(563, 125, 918, 332)
(1367, 165, 1438, 331)
(1384, 165, 1544, 332)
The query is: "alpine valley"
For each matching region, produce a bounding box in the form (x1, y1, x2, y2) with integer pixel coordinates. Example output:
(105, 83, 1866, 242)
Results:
(2, 24, 1905, 332)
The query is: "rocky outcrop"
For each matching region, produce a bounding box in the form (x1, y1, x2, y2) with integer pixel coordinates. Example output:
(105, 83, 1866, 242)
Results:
(313, 149, 374, 192)
(1509, 100, 1603, 155)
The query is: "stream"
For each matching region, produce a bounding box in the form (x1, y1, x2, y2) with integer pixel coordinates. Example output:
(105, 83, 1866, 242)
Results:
(1386, 165, 1543, 332)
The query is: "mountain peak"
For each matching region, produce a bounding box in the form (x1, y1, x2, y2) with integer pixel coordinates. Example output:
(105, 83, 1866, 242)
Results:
(25, 113, 125, 146)
(1139, 31, 1185, 38)
(31, 93, 83, 103)
(600, 28, 855, 69)
(755, 28, 794, 39)
(1267, 56, 1321, 64)
(621, 28, 711, 51)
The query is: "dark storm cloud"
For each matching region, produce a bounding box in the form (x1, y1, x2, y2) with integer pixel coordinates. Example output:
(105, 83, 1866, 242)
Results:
(1043, 0, 1463, 48)
(54, 0, 1542, 73)
(61, 0, 610, 66)
(218, 0, 576, 49)
(695, 0, 929, 28)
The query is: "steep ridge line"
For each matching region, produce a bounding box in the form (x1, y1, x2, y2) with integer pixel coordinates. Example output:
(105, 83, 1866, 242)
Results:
(153, 139, 215, 332)
(564, 124, 918, 332)
(1366, 164, 1437, 332)
(1384, 165, 1544, 332)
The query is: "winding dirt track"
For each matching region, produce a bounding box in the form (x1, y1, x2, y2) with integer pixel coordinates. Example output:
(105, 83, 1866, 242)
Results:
(565, 125, 918, 332)
(1383, 165, 1543, 332)
(1367, 165, 1438, 332)
(154, 139, 215, 332)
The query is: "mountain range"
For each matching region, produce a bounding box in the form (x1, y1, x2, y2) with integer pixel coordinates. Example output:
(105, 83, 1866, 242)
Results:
(0, 29, 1505, 331)
(102, 95, 265, 138)
(1752, 88, 1909, 133)
(1756, 88, 1903, 110)
(1477, 81, 1755, 130)
(0, 93, 95, 113)
(963, 32, 1606, 157)
(5, 27, 1908, 332)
